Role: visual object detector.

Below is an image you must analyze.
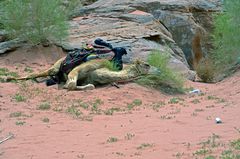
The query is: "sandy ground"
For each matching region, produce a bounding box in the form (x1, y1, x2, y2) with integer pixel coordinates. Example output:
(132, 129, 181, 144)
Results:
(0, 46, 239, 159)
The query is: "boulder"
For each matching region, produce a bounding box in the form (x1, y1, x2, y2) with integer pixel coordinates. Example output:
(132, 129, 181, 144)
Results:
(0, 39, 24, 54)
(73, 0, 222, 69)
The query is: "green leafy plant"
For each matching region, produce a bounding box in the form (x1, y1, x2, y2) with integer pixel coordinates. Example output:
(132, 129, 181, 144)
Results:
(137, 50, 184, 94)
(0, 0, 69, 45)
(210, 0, 240, 78)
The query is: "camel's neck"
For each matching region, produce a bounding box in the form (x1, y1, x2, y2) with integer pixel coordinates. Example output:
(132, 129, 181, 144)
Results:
(86, 64, 143, 85)
(124, 65, 143, 78)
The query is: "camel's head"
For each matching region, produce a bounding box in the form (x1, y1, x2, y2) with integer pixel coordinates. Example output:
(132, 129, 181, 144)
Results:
(133, 60, 151, 75)
(133, 60, 161, 75)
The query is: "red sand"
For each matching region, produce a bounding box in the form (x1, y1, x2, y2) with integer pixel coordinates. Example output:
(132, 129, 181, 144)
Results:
(0, 46, 239, 159)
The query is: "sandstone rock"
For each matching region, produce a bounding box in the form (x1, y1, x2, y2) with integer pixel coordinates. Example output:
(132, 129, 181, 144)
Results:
(0, 39, 24, 54)
(73, 0, 222, 69)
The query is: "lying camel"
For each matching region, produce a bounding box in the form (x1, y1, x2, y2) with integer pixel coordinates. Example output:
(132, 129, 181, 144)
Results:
(7, 58, 155, 90)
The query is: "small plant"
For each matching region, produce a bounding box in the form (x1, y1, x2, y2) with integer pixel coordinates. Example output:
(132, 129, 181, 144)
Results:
(191, 112, 198, 117)
(125, 133, 135, 140)
(13, 93, 26, 102)
(53, 106, 63, 112)
(168, 97, 184, 104)
(151, 101, 165, 111)
(195, 109, 204, 112)
(37, 102, 51, 110)
(191, 99, 201, 104)
(94, 99, 104, 105)
(231, 139, 240, 150)
(132, 99, 142, 106)
(0, 68, 19, 77)
(42, 117, 50, 123)
(24, 67, 33, 73)
(9, 112, 22, 118)
(107, 137, 118, 143)
(80, 115, 93, 122)
(160, 115, 175, 120)
(193, 149, 211, 156)
(127, 99, 143, 110)
(207, 95, 218, 100)
(204, 155, 215, 159)
(15, 121, 26, 126)
(174, 152, 185, 159)
(137, 143, 153, 150)
(220, 150, 239, 159)
(79, 102, 89, 110)
(90, 99, 103, 114)
(115, 152, 124, 156)
(66, 105, 82, 118)
(104, 107, 121, 115)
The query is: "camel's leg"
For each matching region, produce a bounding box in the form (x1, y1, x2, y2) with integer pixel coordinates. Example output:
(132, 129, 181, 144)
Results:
(12, 57, 65, 81)
(64, 59, 107, 90)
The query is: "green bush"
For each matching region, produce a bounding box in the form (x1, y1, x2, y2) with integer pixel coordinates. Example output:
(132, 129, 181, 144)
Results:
(137, 50, 184, 94)
(210, 0, 240, 75)
(0, 0, 69, 45)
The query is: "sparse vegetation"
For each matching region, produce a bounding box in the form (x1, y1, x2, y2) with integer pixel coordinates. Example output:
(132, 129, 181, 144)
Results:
(0, 68, 19, 77)
(191, 99, 201, 104)
(231, 139, 240, 150)
(9, 112, 22, 118)
(0, 68, 19, 82)
(151, 101, 165, 111)
(127, 99, 143, 110)
(137, 143, 153, 150)
(42, 117, 50, 123)
(37, 102, 51, 110)
(66, 105, 82, 118)
(13, 93, 26, 102)
(125, 133, 135, 140)
(15, 121, 26, 126)
(79, 102, 89, 110)
(24, 67, 33, 73)
(104, 107, 121, 115)
(90, 99, 103, 114)
(168, 97, 184, 104)
(136, 50, 184, 94)
(160, 115, 175, 120)
(205, 155, 215, 159)
(107, 137, 118, 143)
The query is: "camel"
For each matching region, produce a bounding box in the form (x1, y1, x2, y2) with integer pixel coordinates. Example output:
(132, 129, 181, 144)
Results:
(7, 58, 155, 90)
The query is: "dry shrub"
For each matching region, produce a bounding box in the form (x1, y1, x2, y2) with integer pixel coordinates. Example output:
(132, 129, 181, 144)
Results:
(195, 57, 215, 83)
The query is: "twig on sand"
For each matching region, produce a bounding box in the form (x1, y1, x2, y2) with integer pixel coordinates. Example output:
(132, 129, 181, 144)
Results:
(0, 133, 14, 144)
